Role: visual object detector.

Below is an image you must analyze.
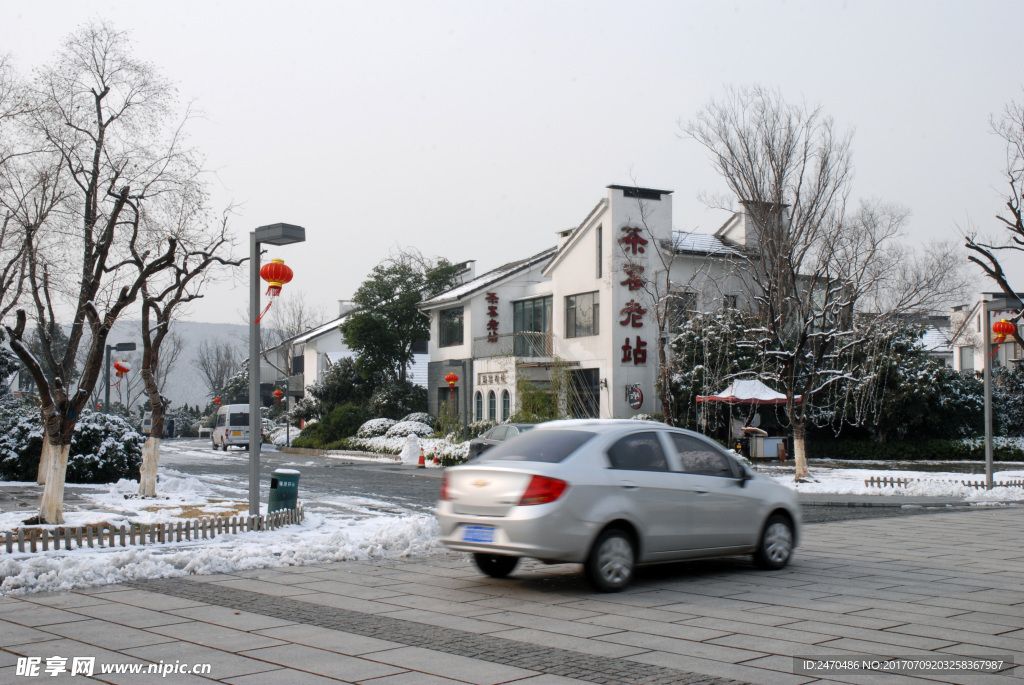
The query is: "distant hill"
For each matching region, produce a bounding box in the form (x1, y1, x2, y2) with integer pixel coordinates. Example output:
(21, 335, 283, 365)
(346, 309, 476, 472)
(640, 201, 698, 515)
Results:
(104, 320, 250, 408)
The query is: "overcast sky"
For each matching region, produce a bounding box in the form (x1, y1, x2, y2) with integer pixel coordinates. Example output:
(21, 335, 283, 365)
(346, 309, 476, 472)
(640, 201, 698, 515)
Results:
(4, 1, 1022, 325)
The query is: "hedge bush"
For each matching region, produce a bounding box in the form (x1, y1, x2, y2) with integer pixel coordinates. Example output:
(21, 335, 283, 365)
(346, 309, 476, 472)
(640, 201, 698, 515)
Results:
(401, 412, 435, 428)
(356, 418, 396, 438)
(385, 420, 434, 439)
(0, 405, 144, 483)
(292, 403, 369, 448)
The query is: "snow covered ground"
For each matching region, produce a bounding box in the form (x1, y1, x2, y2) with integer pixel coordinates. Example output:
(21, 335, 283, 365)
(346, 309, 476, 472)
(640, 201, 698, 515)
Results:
(769, 465, 1024, 502)
(1, 441, 1022, 597)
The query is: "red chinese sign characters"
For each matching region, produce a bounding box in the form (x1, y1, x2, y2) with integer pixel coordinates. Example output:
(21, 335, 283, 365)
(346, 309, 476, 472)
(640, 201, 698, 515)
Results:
(620, 336, 647, 364)
(619, 300, 646, 327)
(620, 263, 646, 291)
(486, 292, 499, 343)
(618, 226, 648, 255)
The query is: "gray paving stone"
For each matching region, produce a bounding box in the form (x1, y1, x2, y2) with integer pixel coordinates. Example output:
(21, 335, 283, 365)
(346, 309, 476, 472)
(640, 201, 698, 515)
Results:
(37, 617, 179, 650)
(361, 645, 539, 685)
(488, 627, 649, 658)
(0, 619, 66, 647)
(253, 624, 404, 655)
(145, 621, 288, 652)
(358, 672, 466, 684)
(21, 592, 109, 609)
(223, 668, 351, 685)
(376, 608, 516, 634)
(166, 605, 298, 631)
(122, 640, 282, 679)
(628, 650, 814, 685)
(0, 603, 93, 627)
(238, 644, 405, 681)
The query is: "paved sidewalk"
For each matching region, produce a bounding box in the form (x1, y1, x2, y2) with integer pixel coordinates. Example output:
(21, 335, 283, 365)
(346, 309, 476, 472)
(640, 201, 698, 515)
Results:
(1, 508, 1021, 684)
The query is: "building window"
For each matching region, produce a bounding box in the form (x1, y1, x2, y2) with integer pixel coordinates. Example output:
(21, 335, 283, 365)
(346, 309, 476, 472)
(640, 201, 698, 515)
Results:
(513, 296, 552, 356)
(723, 294, 738, 310)
(668, 291, 698, 332)
(565, 291, 600, 338)
(488, 391, 496, 420)
(501, 390, 510, 421)
(475, 391, 483, 421)
(596, 225, 603, 278)
(439, 307, 464, 347)
(960, 346, 975, 372)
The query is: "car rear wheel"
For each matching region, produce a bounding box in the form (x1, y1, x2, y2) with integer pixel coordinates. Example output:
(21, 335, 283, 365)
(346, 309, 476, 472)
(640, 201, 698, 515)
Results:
(754, 514, 794, 569)
(585, 528, 635, 592)
(472, 553, 519, 578)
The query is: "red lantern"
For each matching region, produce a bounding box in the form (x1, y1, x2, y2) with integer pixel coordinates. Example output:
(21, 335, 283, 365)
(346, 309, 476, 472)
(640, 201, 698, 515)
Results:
(444, 372, 459, 401)
(96, 403, 102, 410)
(993, 319, 1016, 342)
(273, 388, 284, 405)
(112, 359, 130, 389)
(214, 397, 221, 407)
(255, 258, 294, 323)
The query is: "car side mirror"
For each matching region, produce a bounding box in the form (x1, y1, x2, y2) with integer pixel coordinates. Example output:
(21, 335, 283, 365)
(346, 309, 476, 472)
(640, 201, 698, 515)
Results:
(738, 468, 752, 487)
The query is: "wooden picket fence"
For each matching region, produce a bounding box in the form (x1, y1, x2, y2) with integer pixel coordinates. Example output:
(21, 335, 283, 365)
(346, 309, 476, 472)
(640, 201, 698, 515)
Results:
(3, 504, 303, 555)
(864, 476, 1024, 490)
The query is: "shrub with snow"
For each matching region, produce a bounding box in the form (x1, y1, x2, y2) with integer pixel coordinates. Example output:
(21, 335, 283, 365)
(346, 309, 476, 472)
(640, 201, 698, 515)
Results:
(385, 420, 433, 439)
(0, 405, 143, 484)
(467, 419, 495, 439)
(356, 418, 397, 438)
(401, 412, 435, 428)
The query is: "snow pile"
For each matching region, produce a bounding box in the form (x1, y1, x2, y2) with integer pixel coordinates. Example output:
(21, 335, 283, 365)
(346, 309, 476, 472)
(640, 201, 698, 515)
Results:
(774, 467, 1024, 502)
(0, 512, 441, 596)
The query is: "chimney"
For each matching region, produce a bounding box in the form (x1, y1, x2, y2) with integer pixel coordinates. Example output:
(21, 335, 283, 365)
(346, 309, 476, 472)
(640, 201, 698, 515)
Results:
(338, 299, 356, 317)
(557, 228, 574, 251)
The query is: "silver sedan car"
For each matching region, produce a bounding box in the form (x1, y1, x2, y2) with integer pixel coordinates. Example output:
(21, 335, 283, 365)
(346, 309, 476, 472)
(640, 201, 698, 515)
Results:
(436, 419, 800, 592)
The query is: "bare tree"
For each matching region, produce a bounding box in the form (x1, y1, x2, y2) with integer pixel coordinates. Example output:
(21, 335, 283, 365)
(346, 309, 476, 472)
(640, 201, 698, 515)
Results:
(195, 339, 241, 400)
(964, 92, 1024, 343)
(2, 22, 192, 523)
(138, 210, 243, 497)
(263, 292, 327, 347)
(684, 87, 963, 480)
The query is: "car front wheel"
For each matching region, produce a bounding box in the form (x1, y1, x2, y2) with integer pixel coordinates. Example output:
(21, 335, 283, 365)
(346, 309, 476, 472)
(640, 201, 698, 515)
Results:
(585, 528, 635, 592)
(472, 553, 519, 578)
(754, 514, 794, 569)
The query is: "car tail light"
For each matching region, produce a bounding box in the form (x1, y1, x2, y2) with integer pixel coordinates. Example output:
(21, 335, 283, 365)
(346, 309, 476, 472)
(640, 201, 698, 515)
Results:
(518, 476, 568, 506)
(439, 472, 450, 501)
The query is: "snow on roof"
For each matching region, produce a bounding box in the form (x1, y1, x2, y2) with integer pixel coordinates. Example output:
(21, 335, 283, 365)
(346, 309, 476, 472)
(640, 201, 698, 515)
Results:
(290, 315, 348, 345)
(672, 231, 738, 256)
(921, 326, 952, 353)
(697, 379, 798, 405)
(420, 247, 557, 308)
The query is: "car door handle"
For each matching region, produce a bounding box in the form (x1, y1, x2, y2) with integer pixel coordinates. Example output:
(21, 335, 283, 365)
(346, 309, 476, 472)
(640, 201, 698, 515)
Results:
(693, 488, 709, 495)
(620, 481, 639, 490)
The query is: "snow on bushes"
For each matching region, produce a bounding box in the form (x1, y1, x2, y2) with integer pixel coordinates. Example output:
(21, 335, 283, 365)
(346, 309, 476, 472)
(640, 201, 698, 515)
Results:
(0, 405, 143, 484)
(356, 418, 396, 438)
(346, 434, 470, 463)
(385, 420, 433, 439)
(401, 412, 435, 427)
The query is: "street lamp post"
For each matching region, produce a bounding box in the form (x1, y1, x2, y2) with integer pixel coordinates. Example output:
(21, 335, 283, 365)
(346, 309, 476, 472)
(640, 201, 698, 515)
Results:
(249, 223, 305, 517)
(981, 297, 1020, 490)
(104, 342, 137, 413)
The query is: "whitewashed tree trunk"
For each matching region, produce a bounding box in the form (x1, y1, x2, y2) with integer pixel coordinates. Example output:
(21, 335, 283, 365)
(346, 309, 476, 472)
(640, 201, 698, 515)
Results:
(39, 441, 71, 524)
(793, 426, 809, 482)
(36, 437, 58, 484)
(138, 436, 161, 497)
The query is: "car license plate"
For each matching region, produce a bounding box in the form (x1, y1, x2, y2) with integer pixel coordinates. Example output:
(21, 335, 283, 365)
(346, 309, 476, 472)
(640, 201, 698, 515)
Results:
(231, 431, 241, 437)
(462, 525, 495, 543)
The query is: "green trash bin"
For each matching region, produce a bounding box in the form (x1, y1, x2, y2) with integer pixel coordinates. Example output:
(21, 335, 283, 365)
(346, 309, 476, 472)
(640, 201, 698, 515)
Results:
(268, 468, 300, 512)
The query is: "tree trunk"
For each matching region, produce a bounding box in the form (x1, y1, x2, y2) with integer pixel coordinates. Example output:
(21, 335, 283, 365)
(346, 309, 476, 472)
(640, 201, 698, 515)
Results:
(793, 422, 810, 482)
(138, 436, 161, 497)
(38, 438, 71, 524)
(36, 437, 57, 485)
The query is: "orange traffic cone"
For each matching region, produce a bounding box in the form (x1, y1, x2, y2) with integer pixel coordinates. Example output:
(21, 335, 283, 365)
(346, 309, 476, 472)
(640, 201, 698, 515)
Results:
(432, 453, 440, 465)
(418, 447, 425, 468)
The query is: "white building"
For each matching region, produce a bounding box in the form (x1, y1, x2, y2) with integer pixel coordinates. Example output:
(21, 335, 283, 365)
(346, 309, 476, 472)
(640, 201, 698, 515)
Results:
(418, 184, 755, 422)
(950, 293, 1023, 374)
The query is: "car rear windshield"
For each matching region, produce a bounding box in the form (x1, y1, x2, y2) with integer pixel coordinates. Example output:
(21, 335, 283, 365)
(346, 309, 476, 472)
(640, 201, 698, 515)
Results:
(229, 413, 249, 427)
(476, 430, 594, 463)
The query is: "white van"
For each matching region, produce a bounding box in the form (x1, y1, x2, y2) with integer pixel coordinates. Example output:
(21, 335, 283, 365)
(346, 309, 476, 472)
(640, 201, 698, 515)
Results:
(212, 404, 251, 450)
